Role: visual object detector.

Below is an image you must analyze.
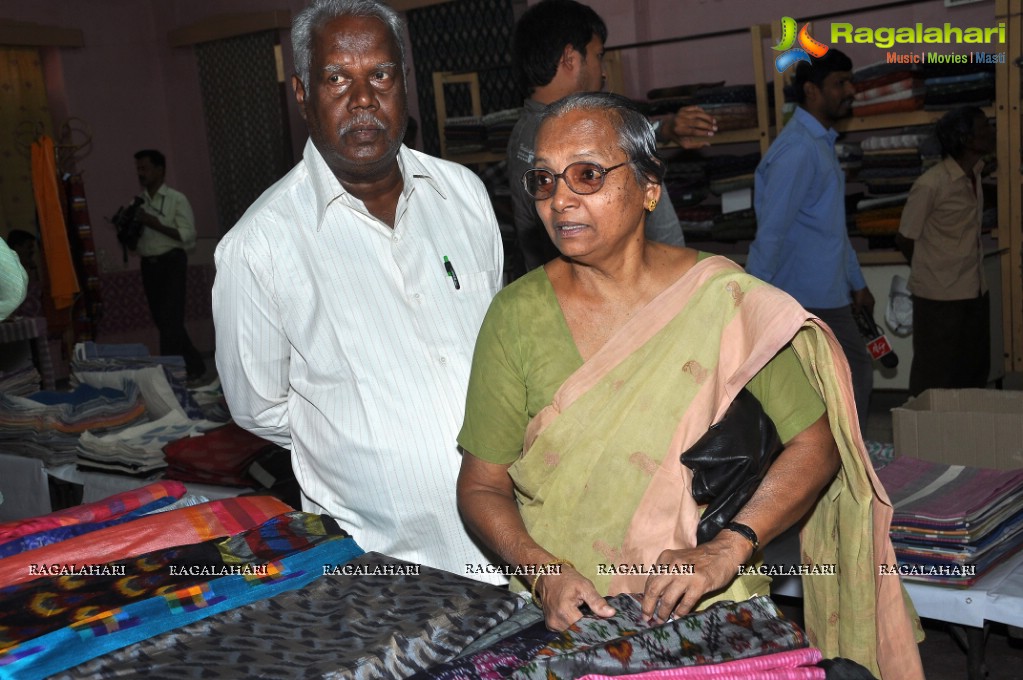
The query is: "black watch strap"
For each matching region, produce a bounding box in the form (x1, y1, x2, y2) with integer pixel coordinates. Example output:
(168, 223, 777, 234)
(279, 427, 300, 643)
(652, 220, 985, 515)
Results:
(725, 521, 760, 553)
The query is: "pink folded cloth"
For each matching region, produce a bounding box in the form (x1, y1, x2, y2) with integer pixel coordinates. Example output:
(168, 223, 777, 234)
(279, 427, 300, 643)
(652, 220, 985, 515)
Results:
(579, 647, 824, 679)
(0, 495, 292, 587)
(0, 480, 186, 545)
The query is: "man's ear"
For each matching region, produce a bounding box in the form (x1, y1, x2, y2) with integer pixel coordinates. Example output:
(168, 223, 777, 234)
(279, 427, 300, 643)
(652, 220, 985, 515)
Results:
(559, 44, 578, 73)
(292, 75, 308, 121)
(802, 80, 820, 106)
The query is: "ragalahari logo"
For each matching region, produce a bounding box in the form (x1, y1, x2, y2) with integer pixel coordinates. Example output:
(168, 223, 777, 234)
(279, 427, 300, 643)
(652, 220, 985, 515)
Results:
(772, 17, 830, 72)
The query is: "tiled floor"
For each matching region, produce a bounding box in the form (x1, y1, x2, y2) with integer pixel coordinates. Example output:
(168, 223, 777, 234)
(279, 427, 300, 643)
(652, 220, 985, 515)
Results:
(863, 389, 1023, 679)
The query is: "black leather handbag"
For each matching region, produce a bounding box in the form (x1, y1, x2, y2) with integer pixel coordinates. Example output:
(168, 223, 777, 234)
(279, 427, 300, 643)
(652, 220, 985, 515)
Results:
(680, 389, 784, 544)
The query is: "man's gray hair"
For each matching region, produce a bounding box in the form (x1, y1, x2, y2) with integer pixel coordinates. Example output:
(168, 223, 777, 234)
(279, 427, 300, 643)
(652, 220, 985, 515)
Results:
(292, 0, 407, 88)
(538, 92, 666, 186)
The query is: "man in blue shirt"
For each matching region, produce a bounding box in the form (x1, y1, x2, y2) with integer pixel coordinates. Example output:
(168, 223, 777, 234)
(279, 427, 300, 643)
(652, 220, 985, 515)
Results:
(747, 49, 875, 433)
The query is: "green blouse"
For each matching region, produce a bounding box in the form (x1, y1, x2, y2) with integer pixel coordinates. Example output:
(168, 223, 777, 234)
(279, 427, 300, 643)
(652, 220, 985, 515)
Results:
(458, 255, 826, 464)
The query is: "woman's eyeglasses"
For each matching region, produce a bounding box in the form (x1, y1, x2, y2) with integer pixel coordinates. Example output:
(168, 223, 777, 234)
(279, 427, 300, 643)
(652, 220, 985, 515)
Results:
(522, 161, 627, 201)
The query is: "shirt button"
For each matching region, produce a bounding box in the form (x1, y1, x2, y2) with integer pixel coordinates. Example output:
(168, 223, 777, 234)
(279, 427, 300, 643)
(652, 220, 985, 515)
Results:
(413, 293, 422, 302)
(392, 233, 401, 242)
(439, 356, 448, 365)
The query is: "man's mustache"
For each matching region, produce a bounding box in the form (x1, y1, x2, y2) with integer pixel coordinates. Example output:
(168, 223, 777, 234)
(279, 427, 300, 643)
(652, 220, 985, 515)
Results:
(339, 114, 386, 136)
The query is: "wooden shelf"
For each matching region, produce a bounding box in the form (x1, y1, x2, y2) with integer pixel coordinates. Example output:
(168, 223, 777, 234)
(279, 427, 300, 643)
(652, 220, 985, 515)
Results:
(709, 127, 771, 145)
(444, 150, 505, 165)
(836, 106, 997, 134)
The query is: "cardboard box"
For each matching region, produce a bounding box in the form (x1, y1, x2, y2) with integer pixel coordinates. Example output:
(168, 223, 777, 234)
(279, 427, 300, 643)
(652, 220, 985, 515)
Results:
(892, 389, 1023, 470)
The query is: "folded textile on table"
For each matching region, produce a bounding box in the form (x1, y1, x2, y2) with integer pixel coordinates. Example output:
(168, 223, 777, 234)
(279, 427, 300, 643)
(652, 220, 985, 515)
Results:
(0, 512, 347, 655)
(0, 496, 179, 559)
(0, 480, 185, 545)
(74, 412, 222, 477)
(0, 495, 292, 588)
(0, 534, 364, 679)
(411, 606, 554, 680)
(73, 354, 202, 422)
(162, 421, 284, 487)
(0, 381, 146, 435)
(577, 647, 824, 678)
(877, 456, 1023, 585)
(421, 594, 817, 680)
(74, 342, 151, 360)
(0, 366, 43, 398)
(53, 552, 522, 680)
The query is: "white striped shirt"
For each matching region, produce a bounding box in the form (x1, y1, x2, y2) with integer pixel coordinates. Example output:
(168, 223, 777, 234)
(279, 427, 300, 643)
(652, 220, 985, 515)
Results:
(214, 139, 505, 582)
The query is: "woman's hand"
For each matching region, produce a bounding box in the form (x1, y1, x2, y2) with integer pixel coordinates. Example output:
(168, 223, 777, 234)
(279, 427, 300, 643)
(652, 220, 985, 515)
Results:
(641, 530, 751, 622)
(536, 565, 616, 631)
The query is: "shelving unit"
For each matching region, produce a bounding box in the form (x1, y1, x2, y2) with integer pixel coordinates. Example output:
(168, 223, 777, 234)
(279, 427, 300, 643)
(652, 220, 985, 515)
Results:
(432, 70, 504, 165)
(995, 0, 1022, 372)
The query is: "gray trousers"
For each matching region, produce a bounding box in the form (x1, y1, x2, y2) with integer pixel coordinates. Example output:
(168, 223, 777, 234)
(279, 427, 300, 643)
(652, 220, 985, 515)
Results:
(807, 305, 873, 436)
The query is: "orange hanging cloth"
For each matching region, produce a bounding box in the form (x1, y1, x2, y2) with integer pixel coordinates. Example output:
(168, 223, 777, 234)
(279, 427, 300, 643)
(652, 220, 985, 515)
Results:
(31, 135, 80, 310)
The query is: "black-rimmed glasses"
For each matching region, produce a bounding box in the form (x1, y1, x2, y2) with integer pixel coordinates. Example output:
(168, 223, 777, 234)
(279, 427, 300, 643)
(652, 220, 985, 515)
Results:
(522, 161, 627, 201)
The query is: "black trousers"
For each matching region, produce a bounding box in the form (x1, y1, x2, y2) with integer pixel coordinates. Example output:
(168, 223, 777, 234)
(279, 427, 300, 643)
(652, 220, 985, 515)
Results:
(909, 293, 989, 397)
(140, 248, 206, 378)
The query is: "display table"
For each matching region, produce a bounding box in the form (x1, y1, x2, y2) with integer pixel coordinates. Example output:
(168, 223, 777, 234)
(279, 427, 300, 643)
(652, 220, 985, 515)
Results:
(765, 526, 1023, 679)
(0, 452, 250, 521)
(46, 463, 252, 504)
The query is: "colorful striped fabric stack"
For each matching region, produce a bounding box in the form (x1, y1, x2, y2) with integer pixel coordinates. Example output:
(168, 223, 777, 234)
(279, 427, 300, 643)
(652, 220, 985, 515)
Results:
(876, 456, 1023, 586)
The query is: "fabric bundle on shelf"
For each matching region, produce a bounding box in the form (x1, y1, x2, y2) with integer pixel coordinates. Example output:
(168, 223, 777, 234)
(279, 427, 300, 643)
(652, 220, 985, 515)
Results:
(675, 204, 720, 239)
(704, 152, 761, 196)
(848, 128, 934, 235)
(443, 115, 487, 155)
(852, 68, 926, 117)
(483, 108, 522, 153)
(663, 160, 708, 209)
(876, 456, 1023, 586)
(921, 63, 996, 110)
(692, 84, 763, 132)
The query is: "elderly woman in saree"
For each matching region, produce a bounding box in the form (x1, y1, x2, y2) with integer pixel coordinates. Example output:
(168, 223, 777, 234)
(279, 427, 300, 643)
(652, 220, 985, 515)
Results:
(456, 92, 923, 679)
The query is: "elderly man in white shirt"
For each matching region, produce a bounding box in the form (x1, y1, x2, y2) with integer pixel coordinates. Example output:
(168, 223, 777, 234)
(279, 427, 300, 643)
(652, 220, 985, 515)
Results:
(213, 0, 504, 583)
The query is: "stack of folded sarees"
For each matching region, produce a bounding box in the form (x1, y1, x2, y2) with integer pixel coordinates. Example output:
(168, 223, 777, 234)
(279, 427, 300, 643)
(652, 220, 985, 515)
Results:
(922, 62, 996, 110)
(0, 380, 148, 466)
(876, 456, 1023, 586)
(852, 64, 926, 117)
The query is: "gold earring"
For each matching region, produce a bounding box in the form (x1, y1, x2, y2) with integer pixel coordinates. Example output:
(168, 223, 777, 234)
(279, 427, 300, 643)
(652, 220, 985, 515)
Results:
(647, 199, 658, 212)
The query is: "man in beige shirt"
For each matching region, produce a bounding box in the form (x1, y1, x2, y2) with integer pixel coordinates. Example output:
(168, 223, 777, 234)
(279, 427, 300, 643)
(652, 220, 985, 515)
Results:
(896, 106, 995, 396)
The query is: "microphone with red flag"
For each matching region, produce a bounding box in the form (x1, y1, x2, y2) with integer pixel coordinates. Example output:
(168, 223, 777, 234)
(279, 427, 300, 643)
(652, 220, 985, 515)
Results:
(853, 306, 899, 369)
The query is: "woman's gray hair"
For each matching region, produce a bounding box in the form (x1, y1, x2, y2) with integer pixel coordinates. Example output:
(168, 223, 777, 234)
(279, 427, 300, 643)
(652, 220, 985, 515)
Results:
(292, 0, 407, 88)
(537, 92, 667, 186)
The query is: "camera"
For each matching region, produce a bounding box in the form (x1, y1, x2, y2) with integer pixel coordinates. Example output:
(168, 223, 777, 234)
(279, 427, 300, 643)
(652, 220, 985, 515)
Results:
(110, 196, 145, 252)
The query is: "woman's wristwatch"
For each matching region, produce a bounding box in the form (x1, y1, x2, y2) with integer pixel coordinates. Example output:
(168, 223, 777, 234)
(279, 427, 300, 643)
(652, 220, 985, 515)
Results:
(724, 521, 759, 558)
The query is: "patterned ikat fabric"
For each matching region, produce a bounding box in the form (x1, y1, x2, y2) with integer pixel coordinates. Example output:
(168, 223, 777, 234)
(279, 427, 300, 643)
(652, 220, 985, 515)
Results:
(54, 552, 524, 679)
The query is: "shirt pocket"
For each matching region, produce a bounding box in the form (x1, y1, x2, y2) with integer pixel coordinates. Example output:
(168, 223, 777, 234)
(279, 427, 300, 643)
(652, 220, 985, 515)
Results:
(451, 269, 499, 296)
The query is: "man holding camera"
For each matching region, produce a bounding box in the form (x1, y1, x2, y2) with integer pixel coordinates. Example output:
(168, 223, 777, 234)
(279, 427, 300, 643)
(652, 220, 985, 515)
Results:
(133, 148, 206, 383)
